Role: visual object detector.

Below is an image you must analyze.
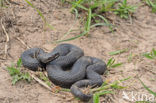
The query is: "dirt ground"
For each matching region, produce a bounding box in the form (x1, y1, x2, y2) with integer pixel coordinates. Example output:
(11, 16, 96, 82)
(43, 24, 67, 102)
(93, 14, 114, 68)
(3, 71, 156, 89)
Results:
(0, 0, 156, 103)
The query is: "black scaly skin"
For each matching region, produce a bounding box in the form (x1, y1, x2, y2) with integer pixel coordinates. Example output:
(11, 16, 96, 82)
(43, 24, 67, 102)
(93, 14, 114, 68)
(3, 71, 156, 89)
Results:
(48, 43, 84, 67)
(21, 44, 107, 102)
(46, 43, 84, 88)
(46, 56, 90, 88)
(21, 48, 45, 71)
(70, 56, 107, 101)
(21, 48, 59, 71)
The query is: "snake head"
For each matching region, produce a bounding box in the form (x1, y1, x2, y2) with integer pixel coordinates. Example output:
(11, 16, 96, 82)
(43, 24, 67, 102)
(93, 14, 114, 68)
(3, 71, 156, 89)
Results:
(37, 52, 60, 64)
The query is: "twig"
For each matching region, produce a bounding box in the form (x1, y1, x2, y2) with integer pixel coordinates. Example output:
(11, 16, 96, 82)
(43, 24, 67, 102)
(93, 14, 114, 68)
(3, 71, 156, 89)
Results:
(16, 37, 31, 49)
(29, 72, 52, 91)
(1, 19, 9, 59)
(29, 71, 69, 99)
(1, 61, 61, 96)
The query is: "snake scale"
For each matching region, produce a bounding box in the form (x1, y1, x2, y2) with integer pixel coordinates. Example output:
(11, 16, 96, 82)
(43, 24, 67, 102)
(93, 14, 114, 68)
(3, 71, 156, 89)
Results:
(21, 43, 107, 101)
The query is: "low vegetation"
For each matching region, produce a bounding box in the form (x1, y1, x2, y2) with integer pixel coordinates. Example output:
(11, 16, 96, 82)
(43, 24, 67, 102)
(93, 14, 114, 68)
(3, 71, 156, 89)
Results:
(7, 58, 31, 85)
(136, 79, 156, 103)
(92, 77, 131, 103)
(24, 0, 54, 30)
(143, 0, 156, 13)
(38, 72, 52, 87)
(23, 0, 155, 42)
(107, 57, 123, 68)
(57, 0, 137, 42)
(114, 0, 137, 19)
(143, 48, 156, 59)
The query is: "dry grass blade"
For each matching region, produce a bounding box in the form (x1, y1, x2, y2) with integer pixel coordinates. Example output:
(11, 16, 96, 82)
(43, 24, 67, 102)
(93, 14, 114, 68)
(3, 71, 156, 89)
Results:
(1, 18, 9, 59)
(16, 37, 31, 49)
(30, 72, 52, 91)
(24, 0, 54, 30)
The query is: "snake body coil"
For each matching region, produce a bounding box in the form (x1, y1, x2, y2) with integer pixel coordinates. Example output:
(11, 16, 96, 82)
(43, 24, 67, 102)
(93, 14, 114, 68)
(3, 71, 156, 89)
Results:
(21, 43, 107, 101)
(70, 56, 107, 101)
(21, 48, 59, 71)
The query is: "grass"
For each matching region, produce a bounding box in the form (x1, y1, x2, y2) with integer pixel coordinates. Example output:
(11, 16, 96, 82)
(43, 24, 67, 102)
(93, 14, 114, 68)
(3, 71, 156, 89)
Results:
(114, 0, 137, 19)
(24, 0, 54, 30)
(137, 79, 156, 103)
(92, 77, 131, 103)
(107, 57, 123, 68)
(139, 79, 156, 97)
(143, 48, 156, 59)
(142, 49, 156, 102)
(1, 0, 137, 43)
(7, 58, 31, 85)
(93, 90, 113, 103)
(56, 77, 130, 102)
(57, 0, 116, 42)
(84, 7, 92, 35)
(57, 0, 136, 42)
(38, 72, 52, 87)
(7, 0, 136, 43)
(143, 0, 156, 13)
(109, 49, 128, 55)
(127, 53, 133, 62)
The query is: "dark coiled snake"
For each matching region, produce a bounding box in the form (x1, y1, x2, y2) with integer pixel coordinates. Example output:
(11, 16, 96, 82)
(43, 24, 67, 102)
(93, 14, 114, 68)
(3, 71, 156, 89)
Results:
(21, 43, 107, 101)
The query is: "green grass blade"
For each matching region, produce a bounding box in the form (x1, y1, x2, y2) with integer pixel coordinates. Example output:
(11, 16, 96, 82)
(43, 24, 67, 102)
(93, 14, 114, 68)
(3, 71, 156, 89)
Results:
(73, 8, 79, 19)
(24, 0, 45, 21)
(109, 49, 127, 55)
(57, 8, 79, 41)
(17, 58, 22, 68)
(97, 90, 114, 96)
(111, 82, 125, 89)
(93, 93, 99, 103)
(92, 77, 130, 92)
(107, 58, 114, 67)
(12, 75, 22, 85)
(128, 53, 133, 62)
(97, 15, 110, 24)
(24, 0, 54, 29)
(71, 0, 88, 11)
(139, 79, 156, 97)
(152, 48, 156, 56)
(120, 76, 131, 82)
(93, 91, 113, 103)
(46, 23, 54, 30)
(85, 8, 92, 32)
(56, 31, 87, 43)
(111, 63, 123, 68)
(107, 57, 117, 68)
(143, 53, 154, 59)
(7, 66, 20, 76)
(22, 72, 31, 82)
(60, 88, 71, 92)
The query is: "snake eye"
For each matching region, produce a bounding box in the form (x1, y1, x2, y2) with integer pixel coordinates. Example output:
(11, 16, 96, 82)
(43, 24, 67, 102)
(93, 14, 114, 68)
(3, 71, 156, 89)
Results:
(45, 53, 60, 63)
(54, 53, 60, 59)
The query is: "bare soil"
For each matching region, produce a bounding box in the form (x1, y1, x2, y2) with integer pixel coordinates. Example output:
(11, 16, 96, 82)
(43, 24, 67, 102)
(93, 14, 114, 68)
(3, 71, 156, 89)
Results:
(0, 0, 156, 103)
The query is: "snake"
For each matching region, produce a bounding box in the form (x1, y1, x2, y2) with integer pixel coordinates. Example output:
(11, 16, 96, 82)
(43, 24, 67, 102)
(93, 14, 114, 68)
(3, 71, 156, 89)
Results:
(21, 43, 107, 101)
(21, 48, 59, 71)
(70, 56, 107, 101)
